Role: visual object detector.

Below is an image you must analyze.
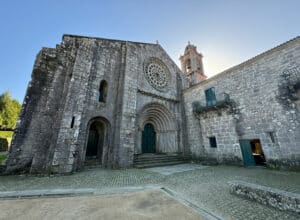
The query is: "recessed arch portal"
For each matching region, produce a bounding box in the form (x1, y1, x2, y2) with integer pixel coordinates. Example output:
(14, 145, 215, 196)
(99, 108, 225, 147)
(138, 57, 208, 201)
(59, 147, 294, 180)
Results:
(136, 103, 178, 154)
(84, 117, 111, 166)
(139, 103, 176, 132)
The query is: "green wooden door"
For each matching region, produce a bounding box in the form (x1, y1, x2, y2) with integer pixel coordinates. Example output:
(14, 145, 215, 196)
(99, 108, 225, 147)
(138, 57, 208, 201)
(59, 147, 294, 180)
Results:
(142, 123, 156, 153)
(239, 140, 256, 166)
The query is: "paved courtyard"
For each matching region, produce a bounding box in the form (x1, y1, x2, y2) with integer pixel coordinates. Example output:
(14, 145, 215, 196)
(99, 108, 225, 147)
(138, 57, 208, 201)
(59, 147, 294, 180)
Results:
(0, 164, 299, 220)
(0, 189, 203, 220)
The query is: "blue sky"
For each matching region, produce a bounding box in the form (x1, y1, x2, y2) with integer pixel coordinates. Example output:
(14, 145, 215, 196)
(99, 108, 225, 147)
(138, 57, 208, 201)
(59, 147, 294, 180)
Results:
(0, 0, 299, 102)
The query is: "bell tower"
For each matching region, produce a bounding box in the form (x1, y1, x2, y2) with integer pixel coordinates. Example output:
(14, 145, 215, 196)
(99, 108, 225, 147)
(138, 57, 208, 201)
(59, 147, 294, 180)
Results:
(179, 42, 207, 86)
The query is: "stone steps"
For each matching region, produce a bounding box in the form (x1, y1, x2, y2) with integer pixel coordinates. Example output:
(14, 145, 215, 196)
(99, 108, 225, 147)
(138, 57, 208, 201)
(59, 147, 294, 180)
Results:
(84, 158, 101, 168)
(133, 154, 190, 168)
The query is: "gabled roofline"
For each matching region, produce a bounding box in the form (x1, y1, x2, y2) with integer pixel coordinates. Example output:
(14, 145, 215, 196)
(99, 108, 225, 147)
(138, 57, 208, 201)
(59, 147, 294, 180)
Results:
(183, 36, 300, 93)
(62, 34, 158, 46)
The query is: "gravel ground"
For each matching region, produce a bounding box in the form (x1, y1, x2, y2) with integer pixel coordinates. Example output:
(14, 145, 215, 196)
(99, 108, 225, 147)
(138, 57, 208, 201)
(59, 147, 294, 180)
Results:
(0, 164, 299, 220)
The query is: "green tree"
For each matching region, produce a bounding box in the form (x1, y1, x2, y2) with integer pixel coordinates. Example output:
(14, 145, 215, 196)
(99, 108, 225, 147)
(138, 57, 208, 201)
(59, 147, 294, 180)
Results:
(0, 92, 21, 129)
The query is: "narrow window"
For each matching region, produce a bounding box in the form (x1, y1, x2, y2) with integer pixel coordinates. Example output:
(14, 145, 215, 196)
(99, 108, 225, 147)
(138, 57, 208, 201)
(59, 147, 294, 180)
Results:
(209, 136, 217, 148)
(205, 87, 217, 106)
(268, 132, 276, 143)
(99, 80, 108, 103)
(70, 116, 75, 128)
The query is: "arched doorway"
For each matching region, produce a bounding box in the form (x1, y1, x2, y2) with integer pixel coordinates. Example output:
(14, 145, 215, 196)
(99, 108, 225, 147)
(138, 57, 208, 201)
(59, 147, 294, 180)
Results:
(85, 120, 105, 165)
(142, 123, 156, 153)
(136, 103, 178, 154)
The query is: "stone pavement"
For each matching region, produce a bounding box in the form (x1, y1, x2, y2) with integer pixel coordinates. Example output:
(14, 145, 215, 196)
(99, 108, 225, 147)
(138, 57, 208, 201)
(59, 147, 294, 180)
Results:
(0, 164, 299, 220)
(0, 189, 203, 220)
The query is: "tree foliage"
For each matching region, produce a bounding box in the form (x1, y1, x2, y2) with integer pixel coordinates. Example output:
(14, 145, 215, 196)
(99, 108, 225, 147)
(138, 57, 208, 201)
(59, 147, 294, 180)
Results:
(0, 92, 21, 129)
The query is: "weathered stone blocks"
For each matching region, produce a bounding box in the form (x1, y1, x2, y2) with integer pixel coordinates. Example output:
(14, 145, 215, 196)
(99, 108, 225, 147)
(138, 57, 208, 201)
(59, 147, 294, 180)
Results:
(229, 181, 300, 214)
(184, 36, 300, 169)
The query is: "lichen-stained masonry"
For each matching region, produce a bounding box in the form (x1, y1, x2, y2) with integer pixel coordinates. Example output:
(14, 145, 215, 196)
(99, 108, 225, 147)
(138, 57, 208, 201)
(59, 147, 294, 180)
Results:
(184, 36, 300, 168)
(5, 35, 188, 174)
(4, 35, 300, 174)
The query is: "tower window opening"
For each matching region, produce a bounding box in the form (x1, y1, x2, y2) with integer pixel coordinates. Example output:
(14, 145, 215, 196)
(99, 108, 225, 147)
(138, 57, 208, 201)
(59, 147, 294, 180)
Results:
(186, 59, 191, 72)
(268, 132, 276, 143)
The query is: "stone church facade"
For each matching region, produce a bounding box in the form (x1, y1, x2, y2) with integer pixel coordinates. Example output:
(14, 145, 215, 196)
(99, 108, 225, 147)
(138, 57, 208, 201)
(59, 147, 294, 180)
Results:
(4, 35, 300, 174)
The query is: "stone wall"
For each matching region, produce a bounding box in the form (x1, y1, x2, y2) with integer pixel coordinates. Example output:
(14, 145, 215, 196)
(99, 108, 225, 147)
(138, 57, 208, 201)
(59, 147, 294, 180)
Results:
(184, 37, 300, 168)
(229, 181, 300, 214)
(51, 36, 127, 173)
(6, 43, 75, 173)
(5, 36, 128, 173)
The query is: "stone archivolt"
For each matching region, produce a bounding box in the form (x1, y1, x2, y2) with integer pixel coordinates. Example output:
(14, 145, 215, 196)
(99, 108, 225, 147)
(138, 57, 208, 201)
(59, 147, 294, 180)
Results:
(138, 103, 176, 132)
(135, 102, 178, 154)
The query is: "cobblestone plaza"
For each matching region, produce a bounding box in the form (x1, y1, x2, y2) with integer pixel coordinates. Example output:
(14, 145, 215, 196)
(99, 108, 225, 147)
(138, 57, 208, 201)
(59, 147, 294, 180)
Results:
(0, 164, 299, 219)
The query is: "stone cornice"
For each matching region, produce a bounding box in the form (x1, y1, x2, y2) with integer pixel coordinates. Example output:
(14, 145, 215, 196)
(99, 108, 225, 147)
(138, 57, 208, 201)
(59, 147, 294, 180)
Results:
(137, 89, 179, 103)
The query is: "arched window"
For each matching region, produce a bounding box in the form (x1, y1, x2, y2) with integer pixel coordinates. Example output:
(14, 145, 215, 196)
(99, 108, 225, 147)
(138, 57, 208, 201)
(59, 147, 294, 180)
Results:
(99, 80, 108, 103)
(185, 59, 191, 72)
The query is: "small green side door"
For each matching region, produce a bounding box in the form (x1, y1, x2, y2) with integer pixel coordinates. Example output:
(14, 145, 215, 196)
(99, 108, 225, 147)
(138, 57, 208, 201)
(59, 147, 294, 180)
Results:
(142, 123, 156, 153)
(239, 140, 256, 166)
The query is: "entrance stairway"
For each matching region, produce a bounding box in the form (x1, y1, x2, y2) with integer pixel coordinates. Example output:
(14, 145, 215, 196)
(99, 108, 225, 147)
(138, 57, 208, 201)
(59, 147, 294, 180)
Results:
(84, 157, 101, 169)
(133, 153, 191, 168)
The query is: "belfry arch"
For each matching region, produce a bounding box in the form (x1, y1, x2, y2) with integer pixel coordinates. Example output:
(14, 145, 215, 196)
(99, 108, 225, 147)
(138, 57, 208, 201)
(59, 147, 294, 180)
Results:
(136, 103, 178, 154)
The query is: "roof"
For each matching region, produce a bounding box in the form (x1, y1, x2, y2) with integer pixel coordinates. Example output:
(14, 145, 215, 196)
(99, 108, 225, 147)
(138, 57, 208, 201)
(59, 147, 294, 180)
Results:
(62, 34, 159, 46)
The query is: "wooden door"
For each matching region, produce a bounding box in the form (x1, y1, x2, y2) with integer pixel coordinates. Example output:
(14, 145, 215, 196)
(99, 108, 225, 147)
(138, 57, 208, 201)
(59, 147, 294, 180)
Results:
(239, 140, 256, 166)
(86, 127, 99, 157)
(142, 123, 156, 153)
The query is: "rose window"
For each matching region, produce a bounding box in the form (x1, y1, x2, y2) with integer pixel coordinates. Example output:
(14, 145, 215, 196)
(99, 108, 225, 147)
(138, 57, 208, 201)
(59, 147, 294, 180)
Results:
(144, 58, 169, 90)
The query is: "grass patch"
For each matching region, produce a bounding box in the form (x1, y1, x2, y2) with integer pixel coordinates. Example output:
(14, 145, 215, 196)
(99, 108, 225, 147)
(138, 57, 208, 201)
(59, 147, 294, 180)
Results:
(0, 153, 7, 164)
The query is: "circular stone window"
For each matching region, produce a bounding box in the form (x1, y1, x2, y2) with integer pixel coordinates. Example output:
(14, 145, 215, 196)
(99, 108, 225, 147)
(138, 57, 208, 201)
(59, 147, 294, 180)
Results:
(144, 58, 170, 91)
